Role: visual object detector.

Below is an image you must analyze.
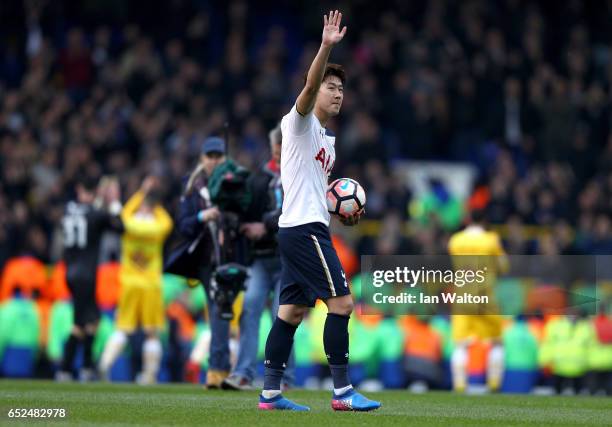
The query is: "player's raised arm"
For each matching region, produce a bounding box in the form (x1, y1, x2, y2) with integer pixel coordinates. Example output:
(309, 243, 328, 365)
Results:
(296, 10, 347, 116)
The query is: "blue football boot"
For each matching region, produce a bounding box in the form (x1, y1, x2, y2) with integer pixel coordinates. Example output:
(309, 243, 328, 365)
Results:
(258, 394, 310, 411)
(331, 389, 381, 412)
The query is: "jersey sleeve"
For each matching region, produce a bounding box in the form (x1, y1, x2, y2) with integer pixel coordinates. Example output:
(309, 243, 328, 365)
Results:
(492, 234, 506, 256)
(88, 207, 121, 233)
(153, 205, 174, 239)
(492, 233, 510, 273)
(447, 234, 457, 255)
(281, 104, 315, 138)
(121, 190, 145, 222)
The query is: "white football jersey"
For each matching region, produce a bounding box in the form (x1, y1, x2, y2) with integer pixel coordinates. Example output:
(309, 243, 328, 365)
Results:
(278, 105, 335, 228)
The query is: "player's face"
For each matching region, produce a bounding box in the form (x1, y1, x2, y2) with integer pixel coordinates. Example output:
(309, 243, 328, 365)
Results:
(317, 76, 344, 116)
(201, 152, 226, 176)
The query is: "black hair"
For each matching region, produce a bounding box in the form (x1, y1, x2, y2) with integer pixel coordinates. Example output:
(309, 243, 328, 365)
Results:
(144, 189, 162, 206)
(303, 63, 347, 86)
(76, 174, 98, 192)
(470, 208, 487, 224)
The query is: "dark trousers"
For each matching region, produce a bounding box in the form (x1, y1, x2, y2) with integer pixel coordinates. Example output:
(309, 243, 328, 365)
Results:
(553, 375, 584, 394)
(585, 371, 612, 395)
(199, 265, 231, 371)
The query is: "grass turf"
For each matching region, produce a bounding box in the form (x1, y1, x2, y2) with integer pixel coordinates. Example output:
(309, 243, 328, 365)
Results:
(1, 380, 611, 426)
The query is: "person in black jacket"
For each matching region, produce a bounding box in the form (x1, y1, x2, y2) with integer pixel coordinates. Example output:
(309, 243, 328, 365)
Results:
(165, 136, 228, 388)
(221, 124, 294, 390)
(57, 175, 123, 382)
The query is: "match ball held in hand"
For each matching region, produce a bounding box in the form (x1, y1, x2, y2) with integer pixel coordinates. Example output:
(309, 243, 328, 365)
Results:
(327, 178, 366, 217)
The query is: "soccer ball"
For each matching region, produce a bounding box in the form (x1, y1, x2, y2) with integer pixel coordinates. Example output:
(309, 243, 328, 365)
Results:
(327, 178, 366, 217)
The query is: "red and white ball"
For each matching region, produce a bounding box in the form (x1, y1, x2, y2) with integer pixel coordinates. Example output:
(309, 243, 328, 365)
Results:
(327, 178, 366, 217)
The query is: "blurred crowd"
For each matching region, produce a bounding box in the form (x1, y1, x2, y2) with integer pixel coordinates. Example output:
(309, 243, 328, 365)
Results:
(2, 0, 612, 267)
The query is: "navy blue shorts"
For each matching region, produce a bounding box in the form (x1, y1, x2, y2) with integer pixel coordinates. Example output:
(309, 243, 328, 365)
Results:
(278, 222, 350, 307)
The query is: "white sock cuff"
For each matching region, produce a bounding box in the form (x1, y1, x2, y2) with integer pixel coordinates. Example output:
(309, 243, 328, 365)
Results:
(111, 330, 128, 346)
(334, 385, 353, 395)
(451, 345, 468, 368)
(488, 345, 504, 364)
(143, 338, 162, 355)
(262, 390, 282, 399)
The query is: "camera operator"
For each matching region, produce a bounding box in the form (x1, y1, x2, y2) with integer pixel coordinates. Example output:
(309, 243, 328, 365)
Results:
(166, 136, 230, 388)
(222, 125, 294, 390)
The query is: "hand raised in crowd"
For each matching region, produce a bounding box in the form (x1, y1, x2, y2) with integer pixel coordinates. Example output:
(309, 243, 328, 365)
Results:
(101, 176, 122, 215)
(141, 176, 159, 194)
(104, 177, 121, 204)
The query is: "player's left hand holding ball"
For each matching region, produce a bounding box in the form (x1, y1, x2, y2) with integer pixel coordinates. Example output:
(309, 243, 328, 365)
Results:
(327, 178, 366, 227)
(340, 207, 364, 226)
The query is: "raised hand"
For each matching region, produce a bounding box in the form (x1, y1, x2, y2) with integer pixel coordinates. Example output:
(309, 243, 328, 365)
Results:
(322, 10, 347, 47)
(141, 175, 158, 194)
(105, 177, 121, 204)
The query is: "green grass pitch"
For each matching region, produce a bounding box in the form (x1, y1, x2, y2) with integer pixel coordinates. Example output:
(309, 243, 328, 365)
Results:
(1, 380, 611, 426)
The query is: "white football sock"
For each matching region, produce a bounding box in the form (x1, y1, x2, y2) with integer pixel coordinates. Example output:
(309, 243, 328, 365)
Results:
(99, 331, 127, 374)
(451, 344, 468, 391)
(262, 389, 282, 399)
(487, 344, 504, 390)
(334, 385, 353, 396)
(189, 330, 211, 364)
(142, 337, 162, 384)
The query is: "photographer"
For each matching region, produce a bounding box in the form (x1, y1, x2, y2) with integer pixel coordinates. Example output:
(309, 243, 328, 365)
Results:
(222, 125, 294, 390)
(165, 137, 230, 388)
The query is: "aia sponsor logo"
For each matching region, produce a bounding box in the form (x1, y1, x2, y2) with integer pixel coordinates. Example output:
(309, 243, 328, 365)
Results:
(315, 147, 334, 175)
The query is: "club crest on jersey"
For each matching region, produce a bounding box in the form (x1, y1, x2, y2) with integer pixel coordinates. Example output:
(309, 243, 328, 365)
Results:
(315, 147, 334, 176)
